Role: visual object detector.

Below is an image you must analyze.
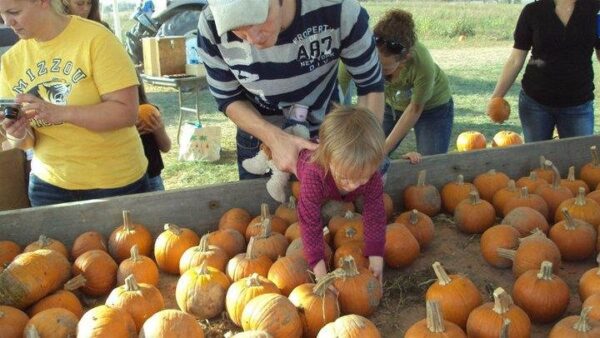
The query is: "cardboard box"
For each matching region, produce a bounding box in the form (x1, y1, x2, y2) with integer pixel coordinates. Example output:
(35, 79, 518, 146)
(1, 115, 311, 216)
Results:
(142, 36, 186, 76)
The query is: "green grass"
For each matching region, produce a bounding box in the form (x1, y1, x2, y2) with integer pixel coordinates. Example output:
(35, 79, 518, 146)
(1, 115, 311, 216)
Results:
(113, 1, 600, 190)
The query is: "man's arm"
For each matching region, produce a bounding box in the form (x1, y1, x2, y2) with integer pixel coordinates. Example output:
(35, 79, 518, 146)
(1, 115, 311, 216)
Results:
(357, 91, 385, 123)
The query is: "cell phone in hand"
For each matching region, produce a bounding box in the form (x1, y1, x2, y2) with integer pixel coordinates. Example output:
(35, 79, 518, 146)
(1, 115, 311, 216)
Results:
(0, 99, 21, 119)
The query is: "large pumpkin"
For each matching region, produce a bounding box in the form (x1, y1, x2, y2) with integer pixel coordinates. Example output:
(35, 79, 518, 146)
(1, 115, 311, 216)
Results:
(241, 293, 303, 338)
(549, 208, 596, 261)
(497, 229, 561, 278)
(454, 190, 496, 234)
(267, 255, 311, 296)
(393, 209, 435, 249)
(333, 256, 382, 317)
(139, 309, 205, 338)
(77, 305, 137, 338)
(176, 261, 230, 319)
(225, 273, 280, 326)
(317, 314, 381, 338)
(24, 308, 78, 338)
(456, 131, 486, 152)
(383, 223, 420, 268)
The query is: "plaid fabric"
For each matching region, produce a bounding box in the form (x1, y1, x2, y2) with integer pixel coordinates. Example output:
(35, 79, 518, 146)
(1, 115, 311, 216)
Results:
(296, 149, 386, 268)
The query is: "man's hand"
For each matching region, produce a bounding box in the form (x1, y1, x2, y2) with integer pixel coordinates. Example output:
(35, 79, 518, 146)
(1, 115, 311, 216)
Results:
(267, 129, 317, 175)
(369, 256, 384, 285)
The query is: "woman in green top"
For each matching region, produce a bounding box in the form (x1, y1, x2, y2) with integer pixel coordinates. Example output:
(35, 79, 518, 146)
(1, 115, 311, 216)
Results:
(375, 9, 454, 156)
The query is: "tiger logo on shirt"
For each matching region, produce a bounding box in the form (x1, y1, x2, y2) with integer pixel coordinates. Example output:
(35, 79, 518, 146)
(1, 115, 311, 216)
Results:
(28, 78, 71, 128)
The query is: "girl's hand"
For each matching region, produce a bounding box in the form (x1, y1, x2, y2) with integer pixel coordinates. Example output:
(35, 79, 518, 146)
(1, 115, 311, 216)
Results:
(137, 113, 164, 135)
(369, 256, 384, 285)
(403, 151, 422, 164)
(312, 260, 328, 281)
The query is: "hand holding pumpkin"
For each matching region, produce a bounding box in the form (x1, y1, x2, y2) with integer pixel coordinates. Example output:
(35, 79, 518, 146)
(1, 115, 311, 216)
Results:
(487, 97, 510, 124)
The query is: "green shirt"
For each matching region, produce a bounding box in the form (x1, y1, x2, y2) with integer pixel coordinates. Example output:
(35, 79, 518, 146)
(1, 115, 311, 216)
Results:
(384, 41, 450, 112)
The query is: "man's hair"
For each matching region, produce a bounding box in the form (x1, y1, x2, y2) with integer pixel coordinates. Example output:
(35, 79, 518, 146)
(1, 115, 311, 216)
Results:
(373, 9, 416, 58)
(311, 105, 385, 178)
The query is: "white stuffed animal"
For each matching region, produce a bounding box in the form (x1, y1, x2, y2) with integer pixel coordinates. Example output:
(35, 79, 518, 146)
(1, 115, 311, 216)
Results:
(242, 124, 310, 203)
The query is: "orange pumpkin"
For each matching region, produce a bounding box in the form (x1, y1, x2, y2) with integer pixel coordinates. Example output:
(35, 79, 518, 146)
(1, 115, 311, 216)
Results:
(554, 187, 600, 227)
(117, 244, 160, 286)
(491, 130, 523, 147)
(241, 293, 303, 337)
(579, 254, 600, 302)
(497, 230, 561, 278)
(267, 255, 311, 296)
(333, 223, 364, 249)
(284, 222, 301, 243)
(549, 307, 600, 338)
(0, 305, 29, 338)
(480, 224, 520, 268)
(501, 206, 549, 236)
(207, 228, 246, 258)
(582, 295, 600, 321)
(23, 308, 78, 338)
(176, 261, 230, 319)
(516, 171, 547, 193)
(179, 234, 228, 275)
(138, 103, 160, 128)
(225, 273, 280, 326)
(466, 287, 531, 338)
(456, 131, 486, 152)
(227, 237, 273, 282)
(0, 240, 21, 267)
(246, 203, 289, 241)
(317, 314, 381, 338)
(71, 231, 107, 260)
(77, 305, 137, 338)
(502, 187, 549, 220)
(218, 207, 252, 236)
(286, 236, 333, 268)
(72, 249, 118, 297)
(251, 219, 289, 261)
(487, 97, 510, 123)
(533, 155, 555, 183)
(393, 209, 435, 248)
(403, 169, 441, 216)
(473, 169, 510, 202)
(405, 299, 466, 337)
(154, 223, 200, 274)
(383, 223, 420, 268)
(334, 241, 368, 269)
(328, 210, 363, 237)
(139, 309, 204, 338)
(333, 256, 382, 317)
(454, 190, 496, 234)
(441, 174, 476, 214)
(535, 160, 573, 222)
(549, 208, 596, 261)
(24, 235, 69, 259)
(580, 145, 600, 188)
(492, 179, 520, 216)
(28, 276, 84, 318)
(108, 210, 153, 263)
(275, 196, 298, 225)
(561, 165, 590, 196)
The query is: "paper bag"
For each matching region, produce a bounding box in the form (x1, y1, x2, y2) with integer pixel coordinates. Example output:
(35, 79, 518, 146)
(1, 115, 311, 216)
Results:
(178, 122, 221, 162)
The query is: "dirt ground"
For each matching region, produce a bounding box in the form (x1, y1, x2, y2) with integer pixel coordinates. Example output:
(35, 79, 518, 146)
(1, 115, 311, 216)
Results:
(81, 214, 593, 337)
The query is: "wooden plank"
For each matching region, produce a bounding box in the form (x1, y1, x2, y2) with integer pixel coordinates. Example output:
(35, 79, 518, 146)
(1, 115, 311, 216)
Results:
(0, 135, 598, 246)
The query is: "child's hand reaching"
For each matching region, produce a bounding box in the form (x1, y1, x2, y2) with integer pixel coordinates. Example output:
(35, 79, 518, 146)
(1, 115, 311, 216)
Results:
(312, 259, 328, 281)
(368, 256, 384, 285)
(403, 151, 422, 164)
(137, 113, 165, 135)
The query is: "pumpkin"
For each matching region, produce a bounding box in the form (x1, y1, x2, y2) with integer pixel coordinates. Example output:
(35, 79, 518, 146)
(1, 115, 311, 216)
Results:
(441, 174, 476, 214)
(0, 305, 29, 338)
(0, 240, 20, 267)
(497, 229, 561, 278)
(72, 249, 117, 297)
(77, 305, 137, 338)
(454, 190, 496, 234)
(487, 97, 510, 123)
(333, 256, 382, 317)
(456, 131, 486, 152)
(241, 293, 303, 338)
(117, 244, 160, 286)
(533, 155, 554, 183)
(218, 207, 252, 235)
(425, 261, 482, 329)
(578, 253, 600, 302)
(23, 308, 78, 338)
(561, 165, 590, 196)
(267, 255, 311, 296)
(328, 210, 363, 237)
(492, 180, 520, 216)
(383, 223, 420, 268)
(139, 309, 205, 338)
(275, 196, 299, 225)
(405, 299, 466, 338)
(71, 231, 107, 260)
(535, 160, 573, 222)
(226, 273, 280, 326)
(137, 103, 160, 128)
(403, 170, 442, 216)
(502, 187, 549, 220)
(154, 223, 200, 274)
(554, 187, 600, 227)
(291, 180, 301, 200)
(284, 222, 301, 243)
(549, 208, 596, 261)
(516, 171, 547, 193)
(586, 189, 600, 206)
(207, 228, 246, 258)
(317, 314, 381, 338)
(501, 206, 549, 236)
(225, 331, 272, 338)
(473, 169, 510, 202)
(227, 237, 273, 282)
(334, 241, 368, 269)
(333, 223, 365, 249)
(251, 218, 289, 261)
(480, 224, 520, 268)
(179, 235, 229, 275)
(286, 237, 333, 268)
(24, 235, 68, 259)
(549, 307, 600, 338)
(466, 287, 531, 338)
(583, 294, 600, 321)
(491, 130, 523, 148)
(0, 249, 70, 309)
(321, 200, 355, 225)
(580, 145, 600, 188)
(289, 274, 341, 338)
(108, 210, 153, 263)
(354, 193, 394, 222)
(393, 209, 435, 248)
(176, 261, 230, 319)
(106, 274, 165, 331)
(512, 261, 569, 324)
(28, 275, 85, 318)
(246, 203, 289, 241)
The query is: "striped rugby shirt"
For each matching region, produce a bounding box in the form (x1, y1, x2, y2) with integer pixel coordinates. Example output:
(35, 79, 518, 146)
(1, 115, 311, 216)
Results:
(197, 0, 384, 128)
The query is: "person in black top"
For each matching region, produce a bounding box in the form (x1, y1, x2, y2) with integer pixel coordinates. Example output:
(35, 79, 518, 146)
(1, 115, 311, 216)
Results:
(489, 0, 600, 142)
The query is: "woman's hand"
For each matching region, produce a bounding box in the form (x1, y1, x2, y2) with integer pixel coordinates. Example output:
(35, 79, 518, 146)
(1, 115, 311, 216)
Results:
(369, 256, 384, 285)
(16, 93, 67, 125)
(1, 110, 31, 139)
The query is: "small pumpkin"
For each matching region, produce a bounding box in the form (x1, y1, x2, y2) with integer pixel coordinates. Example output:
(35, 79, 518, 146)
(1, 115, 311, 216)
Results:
(580, 145, 600, 188)
(561, 165, 590, 196)
(291, 180, 301, 200)
(108, 210, 153, 263)
(533, 155, 554, 183)
(454, 190, 496, 234)
(72, 249, 118, 297)
(321, 200, 355, 225)
(405, 299, 466, 338)
(179, 234, 228, 275)
(393, 209, 435, 248)
(154, 223, 200, 274)
(487, 97, 510, 123)
(441, 174, 476, 214)
(284, 222, 301, 243)
(328, 210, 363, 237)
(502, 187, 549, 220)
(456, 131, 486, 152)
(241, 293, 303, 338)
(516, 171, 547, 193)
(137, 103, 160, 129)
(267, 255, 311, 296)
(583, 294, 600, 321)
(71, 231, 107, 260)
(218, 207, 252, 236)
(403, 169, 442, 217)
(480, 224, 520, 268)
(207, 228, 247, 258)
(0, 240, 21, 267)
(535, 160, 573, 222)
(496, 229, 561, 278)
(317, 314, 381, 338)
(549, 208, 596, 261)
(117, 244, 160, 286)
(176, 261, 230, 319)
(23, 308, 78, 338)
(501, 206, 549, 236)
(578, 253, 600, 302)
(425, 261, 482, 329)
(334, 241, 368, 269)
(139, 309, 205, 338)
(333, 222, 365, 249)
(549, 307, 600, 338)
(225, 273, 280, 326)
(246, 203, 289, 241)
(251, 218, 289, 261)
(333, 256, 382, 317)
(492, 180, 520, 216)
(286, 236, 333, 268)
(473, 169, 510, 202)
(275, 196, 298, 225)
(354, 193, 394, 222)
(383, 223, 420, 268)
(77, 305, 137, 338)
(28, 275, 85, 318)
(512, 261, 570, 324)
(554, 187, 600, 227)
(24, 235, 68, 259)
(227, 237, 273, 282)
(0, 305, 29, 338)
(492, 130, 523, 148)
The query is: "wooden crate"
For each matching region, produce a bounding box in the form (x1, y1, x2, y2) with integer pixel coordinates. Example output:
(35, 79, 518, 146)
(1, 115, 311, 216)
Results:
(142, 36, 186, 76)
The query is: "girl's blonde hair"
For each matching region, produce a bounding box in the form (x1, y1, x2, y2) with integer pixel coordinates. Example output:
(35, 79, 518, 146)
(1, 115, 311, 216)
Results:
(311, 105, 385, 178)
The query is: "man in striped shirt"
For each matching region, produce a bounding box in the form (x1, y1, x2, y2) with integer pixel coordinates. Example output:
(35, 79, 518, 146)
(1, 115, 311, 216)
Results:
(198, 0, 384, 179)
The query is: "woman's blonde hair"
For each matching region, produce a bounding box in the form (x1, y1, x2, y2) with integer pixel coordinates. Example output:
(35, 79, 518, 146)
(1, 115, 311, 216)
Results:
(50, 0, 66, 14)
(311, 105, 385, 178)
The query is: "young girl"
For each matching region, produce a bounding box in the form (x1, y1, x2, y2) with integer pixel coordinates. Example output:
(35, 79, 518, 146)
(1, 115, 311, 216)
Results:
(297, 105, 387, 283)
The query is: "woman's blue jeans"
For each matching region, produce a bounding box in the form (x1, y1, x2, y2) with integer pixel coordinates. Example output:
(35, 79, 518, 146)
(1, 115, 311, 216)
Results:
(518, 90, 594, 142)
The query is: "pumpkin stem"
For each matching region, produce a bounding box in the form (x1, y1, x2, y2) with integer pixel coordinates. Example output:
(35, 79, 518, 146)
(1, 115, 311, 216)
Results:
(343, 210, 355, 219)
(567, 166, 576, 182)
(313, 272, 337, 297)
(529, 171, 538, 181)
(539, 155, 547, 170)
(122, 210, 133, 231)
(496, 248, 516, 261)
(130, 245, 140, 262)
(499, 318, 511, 338)
(545, 160, 562, 189)
(417, 170, 427, 187)
(260, 203, 271, 220)
(197, 260, 209, 275)
(591, 146, 600, 167)
(507, 179, 516, 192)
(425, 300, 446, 333)
(64, 274, 87, 291)
(124, 274, 140, 292)
(492, 287, 513, 314)
(409, 209, 419, 225)
(198, 234, 210, 252)
(338, 255, 360, 277)
(432, 261, 452, 286)
(37, 234, 51, 247)
(323, 226, 331, 238)
(488, 169, 497, 176)
(24, 326, 41, 338)
(164, 223, 182, 235)
(536, 261, 554, 280)
(246, 273, 262, 287)
(519, 186, 530, 199)
(258, 218, 273, 239)
(573, 307, 593, 332)
(561, 208, 577, 231)
(575, 187, 587, 206)
(246, 237, 257, 259)
(287, 196, 297, 209)
(456, 174, 464, 185)
(468, 190, 481, 205)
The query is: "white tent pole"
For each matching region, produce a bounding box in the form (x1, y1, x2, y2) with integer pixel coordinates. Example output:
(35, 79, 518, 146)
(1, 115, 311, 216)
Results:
(111, 0, 122, 41)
